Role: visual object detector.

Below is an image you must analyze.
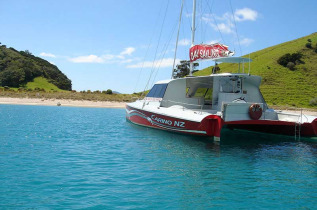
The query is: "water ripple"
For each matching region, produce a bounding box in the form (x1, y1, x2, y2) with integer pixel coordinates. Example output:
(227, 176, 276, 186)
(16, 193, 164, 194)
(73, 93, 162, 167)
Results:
(0, 104, 316, 209)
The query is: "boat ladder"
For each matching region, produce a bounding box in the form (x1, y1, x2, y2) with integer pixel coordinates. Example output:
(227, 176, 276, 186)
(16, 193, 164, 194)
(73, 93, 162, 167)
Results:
(294, 122, 301, 140)
(294, 109, 303, 140)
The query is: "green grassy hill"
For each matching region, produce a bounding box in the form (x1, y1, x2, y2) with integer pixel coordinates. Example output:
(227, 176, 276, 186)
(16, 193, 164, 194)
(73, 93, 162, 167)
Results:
(0, 44, 72, 90)
(195, 33, 317, 108)
(25, 77, 65, 92)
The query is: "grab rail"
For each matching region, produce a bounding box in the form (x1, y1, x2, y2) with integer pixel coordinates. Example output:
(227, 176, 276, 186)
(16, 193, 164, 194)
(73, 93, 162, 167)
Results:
(277, 109, 309, 123)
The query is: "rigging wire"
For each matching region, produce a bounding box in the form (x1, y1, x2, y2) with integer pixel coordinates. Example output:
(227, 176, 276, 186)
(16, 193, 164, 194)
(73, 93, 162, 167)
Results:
(200, 0, 209, 43)
(151, 20, 178, 85)
(229, 0, 242, 56)
(171, 0, 184, 79)
(205, 0, 225, 44)
(133, 3, 165, 93)
(183, 0, 192, 33)
(199, 0, 209, 43)
(141, 0, 170, 98)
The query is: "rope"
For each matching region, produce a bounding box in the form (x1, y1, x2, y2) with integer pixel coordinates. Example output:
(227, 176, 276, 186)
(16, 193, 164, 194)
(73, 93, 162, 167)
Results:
(229, 0, 242, 56)
(151, 20, 178, 85)
(205, 0, 225, 44)
(133, 3, 165, 93)
(141, 0, 170, 98)
(171, 0, 184, 79)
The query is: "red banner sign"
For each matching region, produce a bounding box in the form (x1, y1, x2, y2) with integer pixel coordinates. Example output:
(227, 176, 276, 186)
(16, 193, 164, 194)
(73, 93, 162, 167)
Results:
(189, 44, 233, 62)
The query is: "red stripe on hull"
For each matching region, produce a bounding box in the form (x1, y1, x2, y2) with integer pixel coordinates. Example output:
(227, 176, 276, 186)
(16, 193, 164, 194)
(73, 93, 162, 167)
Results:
(126, 105, 317, 138)
(126, 105, 220, 136)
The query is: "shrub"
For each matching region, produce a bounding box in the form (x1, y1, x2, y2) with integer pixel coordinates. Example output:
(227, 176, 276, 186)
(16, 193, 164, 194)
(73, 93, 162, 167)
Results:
(286, 62, 295, 70)
(106, 89, 113, 94)
(307, 39, 312, 42)
(277, 52, 303, 68)
(309, 98, 317, 106)
(306, 42, 312, 49)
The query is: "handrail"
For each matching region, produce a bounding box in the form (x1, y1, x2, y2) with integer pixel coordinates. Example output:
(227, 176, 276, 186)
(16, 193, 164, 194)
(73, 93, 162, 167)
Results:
(277, 110, 309, 123)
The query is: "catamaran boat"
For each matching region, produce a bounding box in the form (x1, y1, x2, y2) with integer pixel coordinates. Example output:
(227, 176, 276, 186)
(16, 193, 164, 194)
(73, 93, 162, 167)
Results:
(126, 1, 317, 141)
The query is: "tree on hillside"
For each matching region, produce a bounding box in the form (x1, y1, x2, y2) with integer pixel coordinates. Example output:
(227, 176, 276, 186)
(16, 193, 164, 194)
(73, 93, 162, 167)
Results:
(0, 68, 25, 87)
(0, 44, 72, 90)
(172, 60, 199, 78)
(277, 52, 304, 70)
(24, 50, 32, 55)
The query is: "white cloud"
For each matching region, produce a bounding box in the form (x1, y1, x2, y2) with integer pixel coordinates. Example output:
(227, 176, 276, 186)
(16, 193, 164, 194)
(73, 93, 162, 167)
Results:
(238, 38, 254, 46)
(216, 23, 233, 34)
(102, 54, 115, 60)
(68, 47, 136, 64)
(120, 47, 135, 55)
(234, 8, 258, 22)
(202, 8, 258, 34)
(202, 13, 234, 34)
(178, 39, 191, 46)
(40, 52, 56, 58)
(69, 55, 104, 63)
(127, 58, 179, 69)
(207, 40, 220, 45)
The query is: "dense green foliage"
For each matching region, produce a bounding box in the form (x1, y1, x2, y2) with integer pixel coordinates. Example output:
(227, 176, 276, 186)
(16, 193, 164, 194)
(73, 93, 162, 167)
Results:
(172, 60, 198, 78)
(0, 44, 72, 90)
(194, 33, 317, 108)
(0, 88, 138, 102)
(106, 89, 113, 94)
(277, 52, 303, 68)
(306, 42, 312, 49)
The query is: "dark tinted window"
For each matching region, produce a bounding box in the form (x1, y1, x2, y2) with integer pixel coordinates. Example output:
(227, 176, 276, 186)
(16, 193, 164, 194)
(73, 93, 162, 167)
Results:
(146, 84, 168, 98)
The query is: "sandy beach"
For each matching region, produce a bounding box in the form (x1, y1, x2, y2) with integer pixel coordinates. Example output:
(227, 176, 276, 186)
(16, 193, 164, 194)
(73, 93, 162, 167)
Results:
(0, 97, 316, 115)
(0, 97, 126, 108)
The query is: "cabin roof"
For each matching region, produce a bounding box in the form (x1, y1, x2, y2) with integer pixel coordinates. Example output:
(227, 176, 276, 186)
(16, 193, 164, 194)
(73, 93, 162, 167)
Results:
(213, 57, 252, 63)
(154, 73, 260, 85)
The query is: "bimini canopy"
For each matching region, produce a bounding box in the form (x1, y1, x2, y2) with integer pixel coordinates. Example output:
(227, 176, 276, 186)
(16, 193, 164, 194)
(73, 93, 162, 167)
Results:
(213, 57, 252, 63)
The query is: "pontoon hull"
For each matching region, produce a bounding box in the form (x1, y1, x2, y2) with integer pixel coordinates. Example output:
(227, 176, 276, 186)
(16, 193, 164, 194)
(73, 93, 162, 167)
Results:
(126, 105, 317, 138)
(126, 105, 223, 137)
(225, 119, 317, 137)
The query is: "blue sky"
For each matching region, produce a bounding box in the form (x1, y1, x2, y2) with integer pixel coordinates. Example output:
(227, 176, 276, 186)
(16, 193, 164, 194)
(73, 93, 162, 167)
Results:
(0, 0, 316, 93)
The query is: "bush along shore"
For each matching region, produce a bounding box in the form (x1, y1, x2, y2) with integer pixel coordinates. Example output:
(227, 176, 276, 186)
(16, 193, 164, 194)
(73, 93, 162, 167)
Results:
(0, 87, 141, 103)
(0, 87, 316, 113)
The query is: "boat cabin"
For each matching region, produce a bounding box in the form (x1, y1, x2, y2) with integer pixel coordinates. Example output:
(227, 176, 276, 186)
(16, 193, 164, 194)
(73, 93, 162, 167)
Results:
(146, 57, 268, 113)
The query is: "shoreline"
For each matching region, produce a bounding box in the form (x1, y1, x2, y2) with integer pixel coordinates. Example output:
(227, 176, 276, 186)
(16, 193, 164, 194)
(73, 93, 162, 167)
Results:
(0, 97, 126, 108)
(0, 97, 316, 115)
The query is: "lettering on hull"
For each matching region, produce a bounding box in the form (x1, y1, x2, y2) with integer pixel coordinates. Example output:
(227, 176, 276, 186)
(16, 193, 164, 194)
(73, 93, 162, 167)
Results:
(151, 115, 185, 128)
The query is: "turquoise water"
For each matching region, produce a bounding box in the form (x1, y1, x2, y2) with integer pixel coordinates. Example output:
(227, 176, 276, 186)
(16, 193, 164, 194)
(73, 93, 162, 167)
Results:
(1, 104, 316, 209)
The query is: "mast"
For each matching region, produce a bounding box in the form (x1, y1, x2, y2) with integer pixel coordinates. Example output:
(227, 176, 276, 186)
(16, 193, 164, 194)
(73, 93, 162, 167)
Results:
(171, 0, 184, 79)
(189, 0, 196, 76)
